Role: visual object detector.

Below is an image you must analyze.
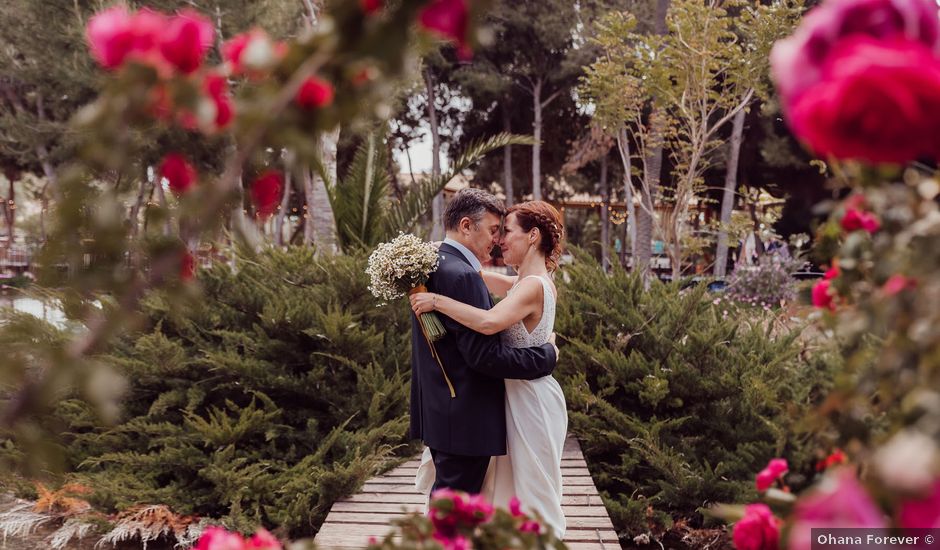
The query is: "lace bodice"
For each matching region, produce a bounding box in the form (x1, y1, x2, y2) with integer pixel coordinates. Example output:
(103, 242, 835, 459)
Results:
(500, 274, 556, 348)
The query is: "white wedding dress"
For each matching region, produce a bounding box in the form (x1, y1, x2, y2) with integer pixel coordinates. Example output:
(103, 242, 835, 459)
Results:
(415, 274, 568, 539)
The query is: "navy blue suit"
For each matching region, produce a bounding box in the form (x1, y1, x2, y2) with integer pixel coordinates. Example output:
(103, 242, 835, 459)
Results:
(410, 243, 557, 493)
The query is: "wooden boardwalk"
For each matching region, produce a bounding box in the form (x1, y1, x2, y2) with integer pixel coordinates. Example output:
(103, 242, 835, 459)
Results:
(314, 436, 620, 549)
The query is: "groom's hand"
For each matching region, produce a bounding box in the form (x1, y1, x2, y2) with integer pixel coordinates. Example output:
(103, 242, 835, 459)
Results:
(548, 332, 559, 359)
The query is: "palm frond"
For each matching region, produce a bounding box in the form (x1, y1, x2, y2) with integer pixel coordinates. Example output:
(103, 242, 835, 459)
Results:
(384, 133, 537, 238)
(330, 129, 391, 252)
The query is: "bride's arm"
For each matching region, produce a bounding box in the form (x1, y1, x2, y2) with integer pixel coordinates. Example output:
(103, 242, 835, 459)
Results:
(410, 278, 541, 335)
(480, 270, 517, 298)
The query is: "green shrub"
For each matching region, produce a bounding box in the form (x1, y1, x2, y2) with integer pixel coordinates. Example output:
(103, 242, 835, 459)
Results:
(2, 247, 415, 539)
(555, 250, 837, 537)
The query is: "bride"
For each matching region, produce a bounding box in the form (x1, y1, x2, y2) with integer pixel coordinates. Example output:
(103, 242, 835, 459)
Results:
(409, 200, 568, 539)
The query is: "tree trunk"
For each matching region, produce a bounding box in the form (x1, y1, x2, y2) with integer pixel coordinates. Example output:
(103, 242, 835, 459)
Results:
(386, 137, 403, 200)
(274, 151, 293, 247)
(532, 78, 543, 201)
(503, 101, 514, 206)
(714, 107, 746, 278)
(636, 0, 671, 282)
(3, 178, 14, 246)
(128, 169, 149, 238)
(637, 111, 664, 280)
(309, 128, 340, 253)
(303, 167, 315, 245)
(153, 171, 171, 235)
(425, 69, 445, 240)
(600, 154, 610, 272)
(617, 128, 636, 267)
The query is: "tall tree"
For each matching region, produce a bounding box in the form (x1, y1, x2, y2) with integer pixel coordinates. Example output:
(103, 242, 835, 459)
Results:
(453, 0, 591, 201)
(713, 0, 803, 277)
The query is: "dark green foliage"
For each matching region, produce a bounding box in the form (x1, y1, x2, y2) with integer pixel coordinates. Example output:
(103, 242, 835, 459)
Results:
(3, 248, 414, 538)
(555, 249, 837, 536)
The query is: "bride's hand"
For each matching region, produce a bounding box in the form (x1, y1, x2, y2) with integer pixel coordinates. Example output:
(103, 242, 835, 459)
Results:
(410, 292, 437, 315)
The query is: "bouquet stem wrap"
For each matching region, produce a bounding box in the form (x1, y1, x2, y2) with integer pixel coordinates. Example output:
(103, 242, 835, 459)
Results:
(409, 285, 455, 398)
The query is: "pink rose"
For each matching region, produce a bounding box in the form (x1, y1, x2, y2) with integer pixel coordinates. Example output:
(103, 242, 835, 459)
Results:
(418, 0, 471, 56)
(159, 153, 197, 196)
(816, 449, 847, 472)
(222, 32, 252, 73)
(195, 527, 245, 550)
(223, 29, 282, 77)
(898, 480, 940, 528)
(250, 171, 283, 219)
(509, 496, 524, 517)
(159, 9, 214, 74)
(756, 458, 789, 492)
(733, 504, 780, 550)
(432, 533, 470, 550)
(812, 279, 835, 311)
(86, 7, 136, 69)
(520, 520, 542, 534)
(787, 37, 940, 164)
(771, 0, 940, 104)
(787, 470, 886, 550)
(179, 250, 196, 282)
(841, 207, 881, 234)
(295, 77, 335, 110)
(361, 0, 384, 14)
(463, 494, 494, 525)
(204, 74, 235, 130)
(883, 274, 916, 296)
(245, 528, 281, 549)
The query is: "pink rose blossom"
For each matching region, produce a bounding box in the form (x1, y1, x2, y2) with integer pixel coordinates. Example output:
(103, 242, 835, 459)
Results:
(786, 37, 940, 164)
(519, 520, 542, 534)
(361, 0, 384, 14)
(159, 9, 214, 74)
(898, 480, 940, 528)
(195, 527, 245, 550)
(86, 7, 136, 69)
(771, 0, 940, 105)
(204, 74, 235, 129)
(419, 0, 471, 56)
(159, 153, 197, 196)
(787, 470, 886, 550)
(733, 504, 780, 550)
(756, 458, 789, 492)
(296, 77, 335, 110)
(245, 528, 281, 549)
(432, 533, 470, 550)
(223, 29, 282, 77)
(883, 275, 915, 296)
(812, 279, 835, 311)
(841, 206, 882, 234)
(509, 496, 524, 517)
(250, 171, 283, 219)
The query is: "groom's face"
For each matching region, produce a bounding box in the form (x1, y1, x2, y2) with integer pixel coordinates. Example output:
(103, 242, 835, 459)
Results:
(464, 212, 502, 262)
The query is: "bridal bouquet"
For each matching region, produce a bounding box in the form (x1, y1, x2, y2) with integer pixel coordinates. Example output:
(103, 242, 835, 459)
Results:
(367, 233, 454, 397)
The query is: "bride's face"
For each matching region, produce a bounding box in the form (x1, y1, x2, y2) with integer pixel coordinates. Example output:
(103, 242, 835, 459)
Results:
(499, 213, 537, 267)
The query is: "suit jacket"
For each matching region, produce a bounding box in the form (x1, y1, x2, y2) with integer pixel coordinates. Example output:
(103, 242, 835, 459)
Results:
(409, 243, 557, 456)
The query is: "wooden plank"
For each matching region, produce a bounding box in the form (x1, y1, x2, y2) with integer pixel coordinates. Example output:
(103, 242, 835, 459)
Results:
(360, 482, 600, 495)
(315, 435, 618, 549)
(329, 501, 612, 518)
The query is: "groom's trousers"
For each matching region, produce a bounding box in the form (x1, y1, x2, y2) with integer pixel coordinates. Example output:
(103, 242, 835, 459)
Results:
(430, 448, 490, 494)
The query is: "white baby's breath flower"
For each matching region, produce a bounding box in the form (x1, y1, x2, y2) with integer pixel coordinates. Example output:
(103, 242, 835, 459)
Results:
(366, 233, 440, 302)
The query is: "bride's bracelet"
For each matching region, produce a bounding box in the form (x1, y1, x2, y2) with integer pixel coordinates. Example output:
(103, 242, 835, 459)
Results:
(432, 294, 438, 311)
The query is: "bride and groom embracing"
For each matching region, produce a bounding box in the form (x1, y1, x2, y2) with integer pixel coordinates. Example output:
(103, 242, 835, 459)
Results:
(408, 188, 568, 539)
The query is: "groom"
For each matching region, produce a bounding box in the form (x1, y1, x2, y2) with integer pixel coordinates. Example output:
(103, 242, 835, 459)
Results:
(410, 188, 558, 495)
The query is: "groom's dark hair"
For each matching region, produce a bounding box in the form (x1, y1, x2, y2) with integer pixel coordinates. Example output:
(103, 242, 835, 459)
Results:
(443, 188, 506, 230)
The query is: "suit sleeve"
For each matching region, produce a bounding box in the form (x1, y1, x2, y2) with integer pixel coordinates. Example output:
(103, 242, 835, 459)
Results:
(436, 270, 557, 380)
